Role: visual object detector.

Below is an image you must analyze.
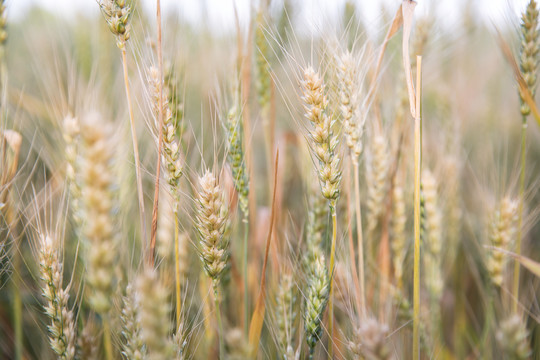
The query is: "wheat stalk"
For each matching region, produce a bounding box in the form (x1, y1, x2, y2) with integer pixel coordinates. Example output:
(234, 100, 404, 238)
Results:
(514, 0, 539, 313)
(97, 0, 147, 249)
(300, 66, 341, 357)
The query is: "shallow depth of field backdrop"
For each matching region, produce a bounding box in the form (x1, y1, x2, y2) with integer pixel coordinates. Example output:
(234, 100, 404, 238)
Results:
(1, 0, 540, 359)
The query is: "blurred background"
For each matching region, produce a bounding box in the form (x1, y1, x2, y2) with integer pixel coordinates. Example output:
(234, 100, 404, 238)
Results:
(7, 0, 537, 33)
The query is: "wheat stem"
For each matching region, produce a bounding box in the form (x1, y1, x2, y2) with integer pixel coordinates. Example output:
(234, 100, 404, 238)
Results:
(243, 216, 249, 334)
(353, 162, 366, 316)
(413, 55, 422, 360)
(213, 283, 225, 359)
(174, 210, 181, 325)
(13, 275, 22, 360)
(327, 200, 337, 360)
(513, 119, 527, 313)
(121, 48, 147, 248)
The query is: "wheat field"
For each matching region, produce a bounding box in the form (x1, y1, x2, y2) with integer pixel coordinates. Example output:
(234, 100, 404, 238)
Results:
(1, 0, 540, 359)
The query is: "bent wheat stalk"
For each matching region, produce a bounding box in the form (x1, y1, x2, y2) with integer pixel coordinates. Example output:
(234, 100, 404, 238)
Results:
(98, 0, 147, 247)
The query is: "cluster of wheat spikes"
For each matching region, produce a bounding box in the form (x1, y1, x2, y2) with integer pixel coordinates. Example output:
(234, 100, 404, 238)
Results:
(3, 0, 540, 359)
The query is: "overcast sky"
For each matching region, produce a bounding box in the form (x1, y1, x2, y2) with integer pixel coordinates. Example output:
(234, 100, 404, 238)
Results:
(5, 0, 533, 33)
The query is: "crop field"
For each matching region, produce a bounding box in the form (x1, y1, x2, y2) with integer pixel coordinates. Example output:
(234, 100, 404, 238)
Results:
(1, 0, 540, 359)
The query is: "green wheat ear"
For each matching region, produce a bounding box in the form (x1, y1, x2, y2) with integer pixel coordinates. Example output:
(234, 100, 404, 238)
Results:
(226, 103, 249, 219)
(98, 0, 133, 49)
(304, 254, 330, 359)
(520, 0, 540, 116)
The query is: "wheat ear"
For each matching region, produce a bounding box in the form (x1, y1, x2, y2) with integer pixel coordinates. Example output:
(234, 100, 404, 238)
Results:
(350, 317, 393, 360)
(304, 254, 330, 360)
(275, 273, 297, 357)
(80, 113, 117, 360)
(195, 170, 230, 357)
(98, 0, 147, 247)
(225, 96, 250, 333)
(120, 284, 145, 360)
(496, 314, 532, 359)
(487, 197, 518, 288)
(38, 234, 76, 360)
(421, 169, 442, 301)
(391, 176, 406, 289)
(135, 267, 173, 360)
